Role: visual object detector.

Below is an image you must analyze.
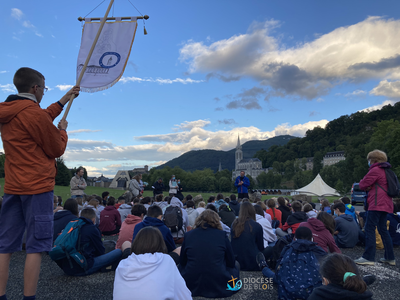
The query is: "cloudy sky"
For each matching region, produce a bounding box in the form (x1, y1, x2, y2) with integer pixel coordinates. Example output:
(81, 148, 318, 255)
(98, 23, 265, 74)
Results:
(1, 0, 400, 177)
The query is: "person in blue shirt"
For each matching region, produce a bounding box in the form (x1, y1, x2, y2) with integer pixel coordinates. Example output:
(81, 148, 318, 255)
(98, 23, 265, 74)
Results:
(234, 171, 250, 199)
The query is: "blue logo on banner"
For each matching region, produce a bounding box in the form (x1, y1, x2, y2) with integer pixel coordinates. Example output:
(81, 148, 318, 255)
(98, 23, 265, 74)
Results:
(99, 52, 121, 68)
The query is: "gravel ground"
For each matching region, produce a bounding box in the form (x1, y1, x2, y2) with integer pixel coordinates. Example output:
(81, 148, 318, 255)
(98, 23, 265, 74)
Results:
(4, 235, 400, 300)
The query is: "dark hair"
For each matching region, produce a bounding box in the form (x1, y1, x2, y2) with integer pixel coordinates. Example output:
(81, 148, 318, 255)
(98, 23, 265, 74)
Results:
(303, 203, 313, 213)
(81, 208, 96, 220)
(206, 204, 217, 213)
(147, 205, 162, 218)
(341, 197, 351, 205)
(317, 212, 335, 235)
(291, 201, 302, 212)
(140, 197, 151, 205)
(230, 194, 236, 201)
(185, 194, 193, 201)
(102, 191, 110, 199)
(232, 202, 256, 238)
(13, 67, 45, 93)
(194, 210, 222, 230)
(320, 199, 331, 211)
(57, 196, 63, 206)
(131, 203, 147, 217)
(77, 167, 84, 173)
(295, 226, 313, 241)
(207, 196, 215, 203)
(216, 193, 224, 200)
(219, 204, 227, 211)
(63, 198, 79, 217)
(277, 197, 286, 207)
(393, 199, 400, 213)
(320, 253, 367, 293)
(333, 202, 346, 213)
(95, 196, 103, 204)
(155, 194, 163, 202)
(164, 196, 171, 204)
(107, 197, 116, 206)
(133, 197, 140, 204)
(267, 199, 277, 220)
(131, 227, 168, 255)
(186, 200, 195, 208)
(225, 197, 230, 203)
(254, 204, 264, 217)
(118, 196, 126, 203)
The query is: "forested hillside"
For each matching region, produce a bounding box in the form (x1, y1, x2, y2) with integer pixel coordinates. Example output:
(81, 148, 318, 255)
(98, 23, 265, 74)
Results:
(254, 102, 400, 192)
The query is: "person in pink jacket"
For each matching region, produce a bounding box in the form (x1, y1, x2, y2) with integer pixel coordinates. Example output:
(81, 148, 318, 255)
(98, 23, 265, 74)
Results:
(299, 212, 341, 254)
(355, 150, 395, 266)
(99, 197, 122, 236)
(116, 204, 147, 249)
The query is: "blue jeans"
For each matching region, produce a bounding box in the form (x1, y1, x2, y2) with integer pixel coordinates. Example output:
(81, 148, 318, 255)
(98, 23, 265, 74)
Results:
(75, 249, 122, 276)
(363, 210, 394, 261)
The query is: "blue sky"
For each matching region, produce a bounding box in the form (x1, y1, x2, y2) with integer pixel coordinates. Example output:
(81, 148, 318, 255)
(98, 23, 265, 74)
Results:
(1, 0, 400, 177)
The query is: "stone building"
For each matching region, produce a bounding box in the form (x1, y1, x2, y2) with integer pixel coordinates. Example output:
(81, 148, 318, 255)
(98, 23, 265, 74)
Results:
(131, 165, 149, 174)
(109, 170, 131, 189)
(232, 136, 267, 180)
(323, 151, 345, 167)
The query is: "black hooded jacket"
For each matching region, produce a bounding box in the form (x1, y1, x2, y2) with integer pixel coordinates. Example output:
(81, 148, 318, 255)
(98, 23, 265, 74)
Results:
(308, 283, 373, 300)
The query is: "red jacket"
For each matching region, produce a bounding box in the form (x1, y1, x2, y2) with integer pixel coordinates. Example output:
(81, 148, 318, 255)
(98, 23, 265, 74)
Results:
(0, 96, 67, 194)
(99, 206, 121, 232)
(115, 215, 142, 249)
(359, 162, 394, 214)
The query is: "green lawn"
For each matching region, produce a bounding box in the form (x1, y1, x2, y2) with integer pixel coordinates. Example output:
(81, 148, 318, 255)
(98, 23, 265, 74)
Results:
(0, 178, 340, 204)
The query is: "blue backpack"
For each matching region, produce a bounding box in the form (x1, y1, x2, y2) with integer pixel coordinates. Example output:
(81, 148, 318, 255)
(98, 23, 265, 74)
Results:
(49, 219, 87, 270)
(275, 244, 322, 300)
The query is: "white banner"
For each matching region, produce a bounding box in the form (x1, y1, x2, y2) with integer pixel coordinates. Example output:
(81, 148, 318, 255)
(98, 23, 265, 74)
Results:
(77, 18, 137, 92)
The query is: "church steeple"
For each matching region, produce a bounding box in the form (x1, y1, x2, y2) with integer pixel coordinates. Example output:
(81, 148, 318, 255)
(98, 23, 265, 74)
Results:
(236, 135, 241, 149)
(218, 161, 222, 172)
(235, 135, 243, 170)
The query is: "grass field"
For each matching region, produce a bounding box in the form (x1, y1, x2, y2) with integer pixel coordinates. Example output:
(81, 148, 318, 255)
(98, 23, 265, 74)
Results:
(0, 178, 340, 204)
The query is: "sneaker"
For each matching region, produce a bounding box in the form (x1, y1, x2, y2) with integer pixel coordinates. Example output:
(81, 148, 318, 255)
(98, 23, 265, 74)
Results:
(354, 257, 375, 265)
(362, 274, 376, 286)
(379, 258, 396, 266)
(256, 252, 268, 270)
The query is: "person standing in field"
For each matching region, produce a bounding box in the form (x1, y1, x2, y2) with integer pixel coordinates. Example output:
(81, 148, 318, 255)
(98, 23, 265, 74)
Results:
(0, 67, 79, 300)
(235, 171, 250, 199)
(70, 167, 87, 198)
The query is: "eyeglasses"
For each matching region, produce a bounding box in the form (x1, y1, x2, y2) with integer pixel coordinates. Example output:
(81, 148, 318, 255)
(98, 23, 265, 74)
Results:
(33, 85, 48, 93)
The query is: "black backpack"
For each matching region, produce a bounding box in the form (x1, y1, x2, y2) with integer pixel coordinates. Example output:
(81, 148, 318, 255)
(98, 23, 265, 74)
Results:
(163, 206, 184, 237)
(376, 168, 400, 199)
(268, 234, 294, 270)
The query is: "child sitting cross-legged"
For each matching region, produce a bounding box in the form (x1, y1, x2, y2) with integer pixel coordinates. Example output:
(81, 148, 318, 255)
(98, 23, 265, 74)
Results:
(113, 227, 191, 300)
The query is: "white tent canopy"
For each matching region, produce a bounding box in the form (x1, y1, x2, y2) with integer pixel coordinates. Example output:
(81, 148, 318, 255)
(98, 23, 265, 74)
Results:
(295, 174, 340, 196)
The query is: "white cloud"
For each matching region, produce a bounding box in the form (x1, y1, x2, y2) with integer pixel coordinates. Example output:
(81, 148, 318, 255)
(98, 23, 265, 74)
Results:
(63, 119, 328, 172)
(316, 98, 324, 102)
(370, 80, 400, 98)
(358, 100, 398, 112)
(180, 17, 400, 100)
(68, 129, 102, 135)
(22, 20, 35, 28)
(11, 8, 23, 20)
(0, 84, 16, 93)
(120, 76, 203, 85)
(0, 71, 8, 74)
(56, 84, 73, 91)
(345, 90, 366, 97)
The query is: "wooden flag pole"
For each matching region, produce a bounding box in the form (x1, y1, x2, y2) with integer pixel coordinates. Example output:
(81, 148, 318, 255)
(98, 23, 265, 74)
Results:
(62, 0, 115, 121)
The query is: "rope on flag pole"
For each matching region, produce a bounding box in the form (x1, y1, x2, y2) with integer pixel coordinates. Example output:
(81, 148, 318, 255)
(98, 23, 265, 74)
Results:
(62, 0, 115, 121)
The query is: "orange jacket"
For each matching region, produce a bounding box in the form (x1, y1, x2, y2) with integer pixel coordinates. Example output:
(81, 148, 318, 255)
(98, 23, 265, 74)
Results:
(0, 96, 67, 194)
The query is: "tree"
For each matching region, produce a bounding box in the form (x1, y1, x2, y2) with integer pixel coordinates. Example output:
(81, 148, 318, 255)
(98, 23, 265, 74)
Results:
(312, 151, 323, 177)
(55, 157, 72, 186)
(335, 179, 347, 196)
(218, 177, 232, 192)
(246, 174, 256, 190)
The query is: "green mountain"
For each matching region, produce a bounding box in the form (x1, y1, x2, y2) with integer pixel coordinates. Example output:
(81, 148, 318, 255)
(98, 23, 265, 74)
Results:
(157, 135, 295, 172)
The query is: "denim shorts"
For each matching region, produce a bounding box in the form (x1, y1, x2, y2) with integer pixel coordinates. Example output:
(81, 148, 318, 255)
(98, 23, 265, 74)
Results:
(0, 191, 54, 254)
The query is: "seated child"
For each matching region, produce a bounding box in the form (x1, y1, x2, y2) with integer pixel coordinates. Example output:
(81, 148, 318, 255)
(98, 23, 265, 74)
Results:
(132, 205, 176, 253)
(55, 208, 122, 276)
(53, 198, 79, 241)
(303, 203, 318, 218)
(258, 227, 326, 299)
(276, 201, 308, 237)
(341, 197, 358, 223)
(116, 204, 146, 249)
(308, 253, 373, 300)
(114, 227, 191, 300)
(333, 203, 360, 248)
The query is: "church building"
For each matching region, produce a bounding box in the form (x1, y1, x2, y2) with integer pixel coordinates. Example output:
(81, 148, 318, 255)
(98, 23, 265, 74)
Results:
(232, 136, 267, 180)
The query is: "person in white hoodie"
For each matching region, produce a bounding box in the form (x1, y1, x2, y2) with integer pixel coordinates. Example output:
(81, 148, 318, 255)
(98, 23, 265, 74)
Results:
(113, 227, 191, 300)
(254, 205, 276, 247)
(186, 200, 199, 228)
